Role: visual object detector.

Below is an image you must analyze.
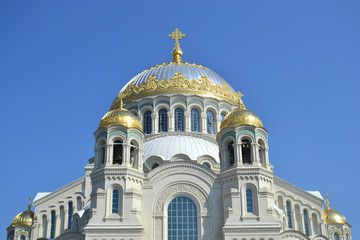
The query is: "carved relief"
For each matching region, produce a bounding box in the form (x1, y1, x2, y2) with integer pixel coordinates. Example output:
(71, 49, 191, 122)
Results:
(154, 183, 209, 212)
(111, 71, 242, 110)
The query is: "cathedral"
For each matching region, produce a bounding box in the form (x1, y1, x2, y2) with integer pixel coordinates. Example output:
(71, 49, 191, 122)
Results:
(7, 29, 352, 240)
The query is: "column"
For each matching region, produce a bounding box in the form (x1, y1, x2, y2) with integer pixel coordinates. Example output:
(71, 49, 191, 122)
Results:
(168, 111, 174, 132)
(252, 142, 261, 166)
(265, 147, 270, 167)
(184, 110, 191, 132)
(106, 143, 112, 166)
(122, 143, 130, 166)
(235, 143, 242, 167)
(151, 113, 158, 134)
(201, 112, 207, 133)
(55, 213, 60, 237)
(216, 114, 221, 133)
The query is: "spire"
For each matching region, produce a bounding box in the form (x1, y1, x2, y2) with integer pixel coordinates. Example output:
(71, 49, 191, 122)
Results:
(28, 196, 31, 213)
(326, 194, 330, 209)
(169, 28, 186, 63)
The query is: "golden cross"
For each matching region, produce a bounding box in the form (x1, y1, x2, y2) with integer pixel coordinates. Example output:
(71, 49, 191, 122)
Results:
(169, 28, 185, 44)
(236, 91, 245, 110)
(169, 28, 186, 63)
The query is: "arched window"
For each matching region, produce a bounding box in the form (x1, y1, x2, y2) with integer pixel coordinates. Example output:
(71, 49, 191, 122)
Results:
(50, 210, 56, 239)
(168, 196, 198, 239)
(158, 108, 168, 132)
(174, 108, 184, 131)
(246, 189, 254, 213)
(227, 141, 235, 166)
(241, 139, 251, 164)
(334, 233, 340, 240)
(101, 145, 105, 165)
(113, 140, 123, 164)
(286, 201, 293, 229)
(20, 236, 25, 240)
(152, 163, 159, 169)
(346, 233, 350, 240)
(312, 213, 319, 235)
(68, 201, 73, 229)
(112, 189, 119, 214)
(258, 140, 266, 167)
(221, 112, 226, 122)
(203, 162, 211, 168)
(130, 140, 139, 168)
(207, 110, 215, 134)
(191, 108, 200, 132)
(303, 210, 309, 236)
(143, 110, 152, 134)
(42, 215, 47, 238)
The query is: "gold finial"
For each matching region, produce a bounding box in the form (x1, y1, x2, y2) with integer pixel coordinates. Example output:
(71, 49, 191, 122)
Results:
(118, 93, 124, 109)
(326, 194, 330, 209)
(28, 196, 32, 213)
(169, 28, 186, 63)
(236, 91, 246, 110)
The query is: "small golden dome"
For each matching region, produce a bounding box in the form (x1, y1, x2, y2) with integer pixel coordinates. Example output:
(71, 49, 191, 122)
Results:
(11, 210, 34, 227)
(220, 104, 263, 130)
(324, 208, 347, 225)
(99, 100, 142, 131)
(11, 198, 34, 228)
(324, 194, 347, 225)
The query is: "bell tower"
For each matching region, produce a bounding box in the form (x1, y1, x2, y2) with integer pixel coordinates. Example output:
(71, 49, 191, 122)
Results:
(217, 99, 280, 240)
(85, 98, 145, 240)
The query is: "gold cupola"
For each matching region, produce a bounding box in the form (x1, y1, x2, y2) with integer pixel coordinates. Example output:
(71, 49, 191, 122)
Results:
(99, 98, 142, 131)
(11, 197, 34, 227)
(220, 101, 263, 130)
(324, 194, 348, 225)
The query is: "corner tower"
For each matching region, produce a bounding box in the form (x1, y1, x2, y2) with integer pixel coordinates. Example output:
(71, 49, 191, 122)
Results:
(85, 98, 145, 240)
(217, 101, 280, 239)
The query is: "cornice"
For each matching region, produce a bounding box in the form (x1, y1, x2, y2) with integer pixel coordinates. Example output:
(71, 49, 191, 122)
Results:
(34, 177, 85, 206)
(274, 176, 324, 206)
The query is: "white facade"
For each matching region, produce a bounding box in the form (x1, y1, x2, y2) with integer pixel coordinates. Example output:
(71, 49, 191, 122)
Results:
(7, 54, 352, 240)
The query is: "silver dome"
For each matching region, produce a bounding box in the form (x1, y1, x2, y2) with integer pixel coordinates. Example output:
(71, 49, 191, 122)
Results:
(121, 62, 235, 92)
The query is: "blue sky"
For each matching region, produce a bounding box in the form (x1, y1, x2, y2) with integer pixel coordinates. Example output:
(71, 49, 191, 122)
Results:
(1, 0, 359, 238)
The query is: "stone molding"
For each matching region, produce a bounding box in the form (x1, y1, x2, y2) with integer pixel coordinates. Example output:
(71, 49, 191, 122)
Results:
(274, 176, 324, 205)
(34, 177, 84, 206)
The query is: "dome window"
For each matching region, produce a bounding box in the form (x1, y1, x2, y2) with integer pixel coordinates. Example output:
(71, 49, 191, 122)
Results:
(174, 108, 184, 131)
(191, 108, 200, 132)
(158, 108, 168, 132)
(113, 140, 123, 165)
(334, 233, 340, 240)
(152, 163, 159, 170)
(143, 110, 152, 134)
(203, 162, 211, 168)
(206, 110, 215, 134)
(221, 112, 226, 122)
(241, 139, 251, 164)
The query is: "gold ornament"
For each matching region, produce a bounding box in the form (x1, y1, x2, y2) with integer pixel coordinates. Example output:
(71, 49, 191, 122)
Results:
(110, 65, 243, 110)
(169, 28, 185, 63)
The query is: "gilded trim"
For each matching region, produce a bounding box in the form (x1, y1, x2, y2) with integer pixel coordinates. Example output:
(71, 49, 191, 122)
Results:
(111, 73, 242, 110)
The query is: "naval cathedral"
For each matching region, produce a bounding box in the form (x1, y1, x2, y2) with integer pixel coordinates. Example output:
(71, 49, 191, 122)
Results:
(7, 29, 352, 240)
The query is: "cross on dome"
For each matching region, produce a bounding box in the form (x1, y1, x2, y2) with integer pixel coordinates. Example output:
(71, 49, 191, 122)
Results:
(169, 28, 186, 63)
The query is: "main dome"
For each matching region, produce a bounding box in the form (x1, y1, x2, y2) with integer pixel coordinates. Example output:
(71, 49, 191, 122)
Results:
(110, 62, 241, 110)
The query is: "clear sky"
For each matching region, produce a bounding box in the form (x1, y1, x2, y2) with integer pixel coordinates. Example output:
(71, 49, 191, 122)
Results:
(1, 0, 359, 238)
